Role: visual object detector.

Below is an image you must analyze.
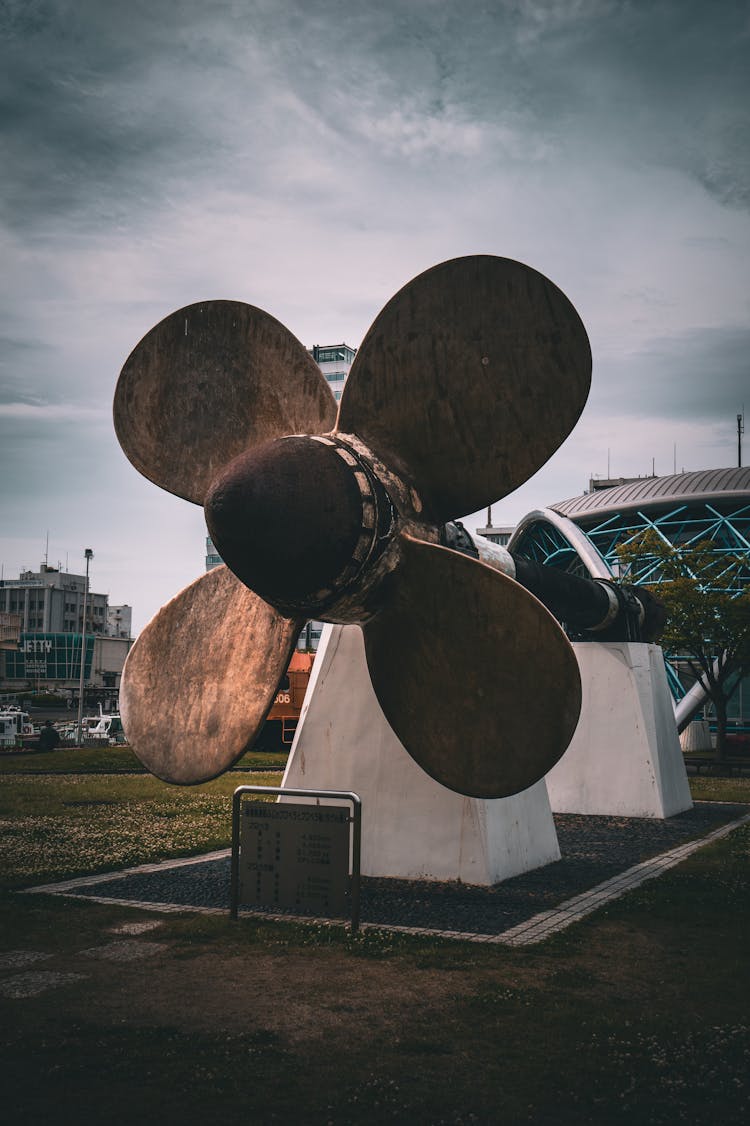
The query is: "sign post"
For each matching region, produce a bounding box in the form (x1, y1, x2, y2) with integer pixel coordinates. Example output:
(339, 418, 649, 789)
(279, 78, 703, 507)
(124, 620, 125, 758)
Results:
(230, 785, 362, 931)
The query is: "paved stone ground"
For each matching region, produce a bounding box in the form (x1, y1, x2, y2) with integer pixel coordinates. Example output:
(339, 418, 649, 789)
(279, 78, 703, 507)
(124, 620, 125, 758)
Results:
(24, 801, 750, 946)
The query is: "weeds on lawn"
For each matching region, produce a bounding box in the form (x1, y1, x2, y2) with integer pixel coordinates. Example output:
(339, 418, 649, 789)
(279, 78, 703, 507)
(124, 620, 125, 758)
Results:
(0, 771, 279, 889)
(0, 764, 748, 1125)
(689, 776, 750, 804)
(0, 745, 288, 775)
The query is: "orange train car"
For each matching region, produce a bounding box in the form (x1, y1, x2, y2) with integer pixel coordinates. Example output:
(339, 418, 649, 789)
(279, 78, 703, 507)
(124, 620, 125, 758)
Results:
(258, 649, 314, 752)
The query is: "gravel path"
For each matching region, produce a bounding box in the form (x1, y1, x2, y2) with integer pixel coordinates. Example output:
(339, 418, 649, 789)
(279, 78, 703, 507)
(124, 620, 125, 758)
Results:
(63, 801, 747, 937)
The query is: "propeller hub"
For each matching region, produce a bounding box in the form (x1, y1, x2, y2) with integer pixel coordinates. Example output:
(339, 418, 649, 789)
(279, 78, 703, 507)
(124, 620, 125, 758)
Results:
(205, 435, 395, 616)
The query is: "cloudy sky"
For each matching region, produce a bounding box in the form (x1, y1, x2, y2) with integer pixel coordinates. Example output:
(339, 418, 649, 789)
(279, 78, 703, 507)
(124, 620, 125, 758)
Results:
(1, 0, 748, 633)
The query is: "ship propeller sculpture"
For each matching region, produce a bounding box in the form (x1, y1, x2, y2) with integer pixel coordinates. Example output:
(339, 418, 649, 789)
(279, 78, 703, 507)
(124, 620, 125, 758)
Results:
(114, 256, 591, 797)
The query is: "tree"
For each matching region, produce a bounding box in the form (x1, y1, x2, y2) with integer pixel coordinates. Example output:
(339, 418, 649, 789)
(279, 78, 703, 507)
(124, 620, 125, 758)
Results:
(617, 531, 750, 761)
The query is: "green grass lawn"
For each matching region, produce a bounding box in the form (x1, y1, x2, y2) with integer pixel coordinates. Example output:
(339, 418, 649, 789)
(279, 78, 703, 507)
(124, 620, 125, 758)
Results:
(686, 774, 750, 804)
(1, 762, 748, 1125)
(0, 744, 288, 774)
(0, 769, 282, 890)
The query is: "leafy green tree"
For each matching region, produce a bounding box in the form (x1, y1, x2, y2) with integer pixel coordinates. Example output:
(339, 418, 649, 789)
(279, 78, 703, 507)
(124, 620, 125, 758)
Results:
(618, 531, 750, 760)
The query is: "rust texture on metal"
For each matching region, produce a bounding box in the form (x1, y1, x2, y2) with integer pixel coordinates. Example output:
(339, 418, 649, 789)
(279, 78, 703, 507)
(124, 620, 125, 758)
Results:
(114, 300, 336, 505)
(205, 435, 382, 615)
(114, 255, 589, 798)
(336, 255, 591, 524)
(119, 565, 302, 784)
(363, 534, 582, 798)
(205, 431, 420, 624)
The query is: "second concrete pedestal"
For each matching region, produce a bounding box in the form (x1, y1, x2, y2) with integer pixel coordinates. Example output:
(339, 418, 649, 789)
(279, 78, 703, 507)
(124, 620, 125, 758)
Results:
(282, 623, 560, 885)
(545, 642, 692, 819)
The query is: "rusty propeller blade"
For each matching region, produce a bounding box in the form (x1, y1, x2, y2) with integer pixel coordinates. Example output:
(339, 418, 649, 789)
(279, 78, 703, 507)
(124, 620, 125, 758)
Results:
(114, 300, 336, 504)
(362, 533, 582, 798)
(336, 256, 591, 524)
(120, 566, 303, 784)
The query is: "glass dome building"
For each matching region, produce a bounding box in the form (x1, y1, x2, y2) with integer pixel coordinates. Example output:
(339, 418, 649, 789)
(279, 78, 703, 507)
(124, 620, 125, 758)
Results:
(507, 467, 750, 729)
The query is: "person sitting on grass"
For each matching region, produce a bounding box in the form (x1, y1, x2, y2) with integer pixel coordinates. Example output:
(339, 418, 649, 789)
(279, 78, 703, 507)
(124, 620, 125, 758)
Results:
(37, 721, 61, 752)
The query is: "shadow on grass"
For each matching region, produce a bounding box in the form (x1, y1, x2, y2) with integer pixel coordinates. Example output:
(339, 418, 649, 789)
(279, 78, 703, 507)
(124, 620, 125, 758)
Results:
(0, 776, 748, 1124)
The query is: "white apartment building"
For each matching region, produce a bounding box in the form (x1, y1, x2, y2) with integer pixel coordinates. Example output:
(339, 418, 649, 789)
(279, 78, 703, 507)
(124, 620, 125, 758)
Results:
(0, 564, 133, 694)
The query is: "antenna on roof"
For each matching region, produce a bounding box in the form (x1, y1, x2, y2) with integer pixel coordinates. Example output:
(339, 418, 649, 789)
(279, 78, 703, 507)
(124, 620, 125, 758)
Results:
(738, 410, 745, 468)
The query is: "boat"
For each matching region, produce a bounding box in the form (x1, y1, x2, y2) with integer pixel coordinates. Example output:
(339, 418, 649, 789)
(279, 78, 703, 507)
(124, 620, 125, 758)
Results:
(56, 709, 126, 746)
(0, 706, 35, 749)
(80, 709, 126, 745)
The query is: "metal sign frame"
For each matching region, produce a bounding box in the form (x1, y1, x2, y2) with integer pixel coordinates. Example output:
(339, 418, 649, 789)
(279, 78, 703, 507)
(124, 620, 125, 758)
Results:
(230, 785, 362, 931)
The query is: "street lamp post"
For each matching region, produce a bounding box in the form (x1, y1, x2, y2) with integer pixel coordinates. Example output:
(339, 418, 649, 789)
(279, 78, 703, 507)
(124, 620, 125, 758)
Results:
(75, 549, 94, 745)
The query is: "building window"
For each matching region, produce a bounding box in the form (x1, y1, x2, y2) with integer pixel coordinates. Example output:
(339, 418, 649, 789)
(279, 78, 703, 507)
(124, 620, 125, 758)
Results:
(316, 348, 354, 363)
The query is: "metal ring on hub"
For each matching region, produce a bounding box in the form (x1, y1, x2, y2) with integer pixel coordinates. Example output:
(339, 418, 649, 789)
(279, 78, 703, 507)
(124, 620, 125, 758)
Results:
(304, 435, 397, 610)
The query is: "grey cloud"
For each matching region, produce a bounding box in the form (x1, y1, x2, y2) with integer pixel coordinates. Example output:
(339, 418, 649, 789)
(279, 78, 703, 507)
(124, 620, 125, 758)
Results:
(3, 0, 748, 242)
(0, 332, 57, 403)
(1, 0, 747, 631)
(1, 1, 258, 230)
(0, 411, 112, 523)
(315, 3, 747, 211)
(593, 324, 750, 420)
(693, 122, 750, 210)
(0, 333, 48, 374)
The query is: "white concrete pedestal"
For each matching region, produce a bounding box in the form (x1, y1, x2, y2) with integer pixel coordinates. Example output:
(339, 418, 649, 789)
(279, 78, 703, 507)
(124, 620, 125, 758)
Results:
(545, 642, 692, 819)
(282, 624, 560, 885)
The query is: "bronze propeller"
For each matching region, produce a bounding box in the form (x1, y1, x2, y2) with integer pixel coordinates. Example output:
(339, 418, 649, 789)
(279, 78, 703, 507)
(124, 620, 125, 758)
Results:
(113, 255, 591, 797)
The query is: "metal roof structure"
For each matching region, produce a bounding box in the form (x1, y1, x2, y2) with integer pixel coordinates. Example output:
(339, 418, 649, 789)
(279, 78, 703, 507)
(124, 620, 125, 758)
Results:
(551, 467, 750, 521)
(508, 468, 750, 716)
(510, 466, 750, 597)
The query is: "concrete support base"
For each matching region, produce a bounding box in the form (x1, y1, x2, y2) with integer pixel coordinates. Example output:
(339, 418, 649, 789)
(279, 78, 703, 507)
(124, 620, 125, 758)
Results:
(680, 719, 714, 753)
(545, 642, 693, 819)
(282, 623, 560, 885)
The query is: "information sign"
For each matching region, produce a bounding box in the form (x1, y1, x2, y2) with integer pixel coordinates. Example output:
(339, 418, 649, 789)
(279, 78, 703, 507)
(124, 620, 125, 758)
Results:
(238, 801, 351, 916)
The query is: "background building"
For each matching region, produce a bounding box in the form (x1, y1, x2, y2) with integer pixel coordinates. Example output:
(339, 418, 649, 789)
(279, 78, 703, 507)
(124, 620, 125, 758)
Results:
(106, 605, 133, 639)
(0, 612, 22, 651)
(0, 563, 108, 635)
(475, 506, 515, 547)
(0, 563, 133, 699)
(205, 536, 222, 571)
(505, 467, 750, 728)
(308, 343, 356, 402)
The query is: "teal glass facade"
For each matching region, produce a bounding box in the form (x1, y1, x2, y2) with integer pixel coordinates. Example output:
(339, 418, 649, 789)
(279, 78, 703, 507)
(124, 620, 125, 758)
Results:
(508, 469, 750, 725)
(5, 634, 95, 681)
(569, 500, 750, 595)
